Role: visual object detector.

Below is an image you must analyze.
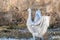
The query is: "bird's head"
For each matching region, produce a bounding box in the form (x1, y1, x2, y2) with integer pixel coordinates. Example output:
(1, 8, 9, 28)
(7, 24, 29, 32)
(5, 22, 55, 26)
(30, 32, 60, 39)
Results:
(27, 8, 31, 14)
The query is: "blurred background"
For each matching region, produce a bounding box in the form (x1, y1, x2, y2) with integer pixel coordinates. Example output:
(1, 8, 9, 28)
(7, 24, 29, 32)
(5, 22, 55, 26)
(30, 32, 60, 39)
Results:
(0, 0, 60, 40)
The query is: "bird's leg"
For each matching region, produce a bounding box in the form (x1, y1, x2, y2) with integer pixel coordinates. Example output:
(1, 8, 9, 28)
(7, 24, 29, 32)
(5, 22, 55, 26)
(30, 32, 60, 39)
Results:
(33, 34, 35, 40)
(40, 37, 44, 40)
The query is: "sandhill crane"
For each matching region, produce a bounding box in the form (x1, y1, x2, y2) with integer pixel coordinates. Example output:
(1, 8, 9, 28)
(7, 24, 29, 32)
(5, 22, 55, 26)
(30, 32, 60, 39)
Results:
(26, 8, 50, 40)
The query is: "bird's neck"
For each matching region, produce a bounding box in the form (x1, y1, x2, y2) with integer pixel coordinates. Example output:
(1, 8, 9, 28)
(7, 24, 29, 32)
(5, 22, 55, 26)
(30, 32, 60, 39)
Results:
(28, 13, 32, 21)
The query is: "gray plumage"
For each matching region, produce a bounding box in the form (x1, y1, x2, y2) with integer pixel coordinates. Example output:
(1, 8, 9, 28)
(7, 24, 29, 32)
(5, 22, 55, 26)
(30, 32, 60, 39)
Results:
(26, 8, 50, 40)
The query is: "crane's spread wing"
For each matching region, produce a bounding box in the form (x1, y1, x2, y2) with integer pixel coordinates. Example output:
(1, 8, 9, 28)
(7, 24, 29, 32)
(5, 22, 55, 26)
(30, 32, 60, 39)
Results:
(34, 9, 42, 22)
(38, 16, 50, 35)
(31, 16, 50, 34)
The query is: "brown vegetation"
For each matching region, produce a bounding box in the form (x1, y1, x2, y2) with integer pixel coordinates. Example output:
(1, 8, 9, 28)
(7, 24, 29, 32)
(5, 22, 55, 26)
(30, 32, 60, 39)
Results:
(0, 0, 60, 39)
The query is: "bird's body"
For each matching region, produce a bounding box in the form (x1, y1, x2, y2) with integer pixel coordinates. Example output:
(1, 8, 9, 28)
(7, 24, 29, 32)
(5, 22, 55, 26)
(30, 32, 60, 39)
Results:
(26, 8, 50, 40)
(27, 16, 50, 37)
